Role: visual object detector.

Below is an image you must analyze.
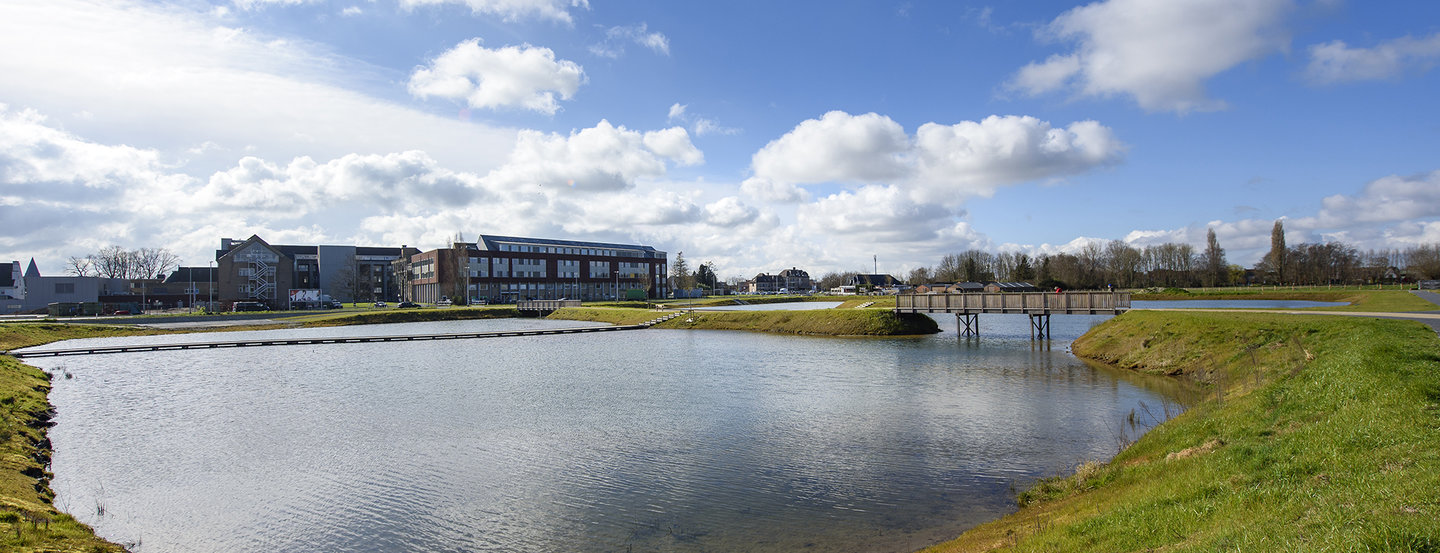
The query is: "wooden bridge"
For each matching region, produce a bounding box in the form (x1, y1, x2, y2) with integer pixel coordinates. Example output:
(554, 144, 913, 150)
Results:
(5, 312, 684, 359)
(516, 299, 582, 313)
(895, 292, 1130, 339)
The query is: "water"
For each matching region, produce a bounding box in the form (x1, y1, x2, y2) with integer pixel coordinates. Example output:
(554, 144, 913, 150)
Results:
(693, 301, 843, 311)
(33, 315, 1184, 553)
(1132, 299, 1347, 309)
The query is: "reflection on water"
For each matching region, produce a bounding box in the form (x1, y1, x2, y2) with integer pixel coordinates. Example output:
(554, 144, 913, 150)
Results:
(36, 315, 1181, 553)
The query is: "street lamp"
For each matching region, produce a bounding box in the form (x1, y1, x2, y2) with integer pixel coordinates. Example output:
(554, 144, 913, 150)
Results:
(208, 260, 215, 313)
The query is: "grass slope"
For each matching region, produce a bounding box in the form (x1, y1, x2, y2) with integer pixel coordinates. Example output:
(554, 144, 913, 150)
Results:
(0, 324, 157, 552)
(548, 307, 939, 335)
(1133, 288, 1436, 312)
(924, 310, 1440, 552)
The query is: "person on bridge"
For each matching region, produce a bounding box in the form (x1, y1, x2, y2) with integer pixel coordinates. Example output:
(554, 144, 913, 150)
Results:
(1054, 286, 1062, 294)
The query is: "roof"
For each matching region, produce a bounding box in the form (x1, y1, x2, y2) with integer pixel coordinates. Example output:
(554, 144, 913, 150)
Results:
(779, 267, 810, 278)
(849, 274, 902, 286)
(475, 235, 664, 257)
(988, 282, 1040, 292)
(164, 267, 217, 284)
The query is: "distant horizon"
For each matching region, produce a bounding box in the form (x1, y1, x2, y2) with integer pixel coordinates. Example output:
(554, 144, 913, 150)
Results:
(3, 1, 1438, 282)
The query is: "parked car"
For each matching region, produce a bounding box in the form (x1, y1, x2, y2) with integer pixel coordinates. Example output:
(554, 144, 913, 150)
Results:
(397, 301, 420, 308)
(328, 301, 343, 309)
(373, 301, 387, 308)
(233, 301, 266, 312)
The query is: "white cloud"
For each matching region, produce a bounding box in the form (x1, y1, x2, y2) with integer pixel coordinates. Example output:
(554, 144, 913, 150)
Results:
(740, 177, 810, 203)
(667, 103, 687, 121)
(1306, 33, 1440, 84)
(703, 197, 759, 228)
(797, 185, 952, 243)
(750, 111, 1123, 206)
(1008, 0, 1292, 113)
(232, 0, 319, 9)
(408, 39, 585, 115)
(340, 6, 363, 16)
(1304, 170, 1440, 227)
(911, 116, 1124, 202)
(485, 120, 697, 192)
(0, 0, 517, 176)
(399, 0, 589, 24)
(751, 111, 910, 185)
(642, 127, 704, 166)
(693, 118, 741, 137)
(590, 23, 670, 58)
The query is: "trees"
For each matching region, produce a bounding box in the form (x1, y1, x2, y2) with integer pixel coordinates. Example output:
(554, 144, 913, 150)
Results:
(693, 261, 718, 290)
(1264, 219, 1287, 284)
(670, 252, 693, 290)
(1203, 228, 1228, 287)
(72, 246, 179, 279)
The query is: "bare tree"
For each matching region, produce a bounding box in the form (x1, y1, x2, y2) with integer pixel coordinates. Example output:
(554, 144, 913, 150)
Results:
(133, 248, 181, 280)
(65, 256, 94, 277)
(91, 245, 135, 279)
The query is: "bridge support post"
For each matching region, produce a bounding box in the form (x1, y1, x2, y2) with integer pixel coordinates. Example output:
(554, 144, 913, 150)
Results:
(958, 313, 979, 336)
(1029, 314, 1050, 340)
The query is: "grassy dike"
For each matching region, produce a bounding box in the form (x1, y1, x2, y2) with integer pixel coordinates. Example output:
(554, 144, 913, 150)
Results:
(923, 310, 1440, 552)
(0, 324, 163, 553)
(547, 306, 940, 335)
(1133, 288, 1437, 312)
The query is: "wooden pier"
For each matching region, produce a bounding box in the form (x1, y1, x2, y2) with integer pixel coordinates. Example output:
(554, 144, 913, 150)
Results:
(895, 292, 1130, 339)
(5, 312, 684, 359)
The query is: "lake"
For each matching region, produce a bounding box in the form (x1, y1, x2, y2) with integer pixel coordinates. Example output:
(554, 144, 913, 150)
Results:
(31, 314, 1184, 553)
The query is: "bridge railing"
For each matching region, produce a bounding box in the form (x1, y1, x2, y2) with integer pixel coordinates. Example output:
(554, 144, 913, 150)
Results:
(517, 299, 583, 311)
(896, 292, 1129, 314)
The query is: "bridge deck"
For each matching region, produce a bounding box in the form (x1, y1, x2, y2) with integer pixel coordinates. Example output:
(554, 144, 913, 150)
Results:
(895, 292, 1130, 315)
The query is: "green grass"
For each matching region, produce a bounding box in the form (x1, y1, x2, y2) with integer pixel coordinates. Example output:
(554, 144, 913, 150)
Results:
(1132, 287, 1437, 312)
(548, 306, 939, 335)
(0, 324, 153, 552)
(924, 310, 1440, 552)
(290, 306, 522, 326)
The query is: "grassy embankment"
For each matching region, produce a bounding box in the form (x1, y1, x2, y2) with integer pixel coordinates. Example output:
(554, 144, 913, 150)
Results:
(548, 306, 939, 335)
(924, 310, 1440, 552)
(1133, 287, 1436, 312)
(0, 324, 165, 552)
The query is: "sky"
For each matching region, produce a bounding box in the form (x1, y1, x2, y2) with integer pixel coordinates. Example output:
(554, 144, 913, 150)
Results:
(2, 0, 1439, 281)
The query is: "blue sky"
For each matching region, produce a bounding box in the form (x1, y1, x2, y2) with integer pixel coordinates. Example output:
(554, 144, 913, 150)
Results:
(2, 0, 1438, 281)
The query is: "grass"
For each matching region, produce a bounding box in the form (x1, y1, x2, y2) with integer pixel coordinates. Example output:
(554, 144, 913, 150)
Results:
(1132, 287, 1437, 312)
(923, 310, 1440, 552)
(0, 324, 158, 552)
(547, 306, 939, 335)
(290, 306, 521, 327)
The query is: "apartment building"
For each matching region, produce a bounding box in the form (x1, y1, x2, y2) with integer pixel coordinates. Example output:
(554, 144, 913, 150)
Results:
(399, 235, 668, 303)
(215, 235, 418, 306)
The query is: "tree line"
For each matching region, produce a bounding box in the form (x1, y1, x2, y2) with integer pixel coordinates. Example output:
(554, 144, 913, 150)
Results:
(813, 221, 1440, 292)
(66, 246, 181, 280)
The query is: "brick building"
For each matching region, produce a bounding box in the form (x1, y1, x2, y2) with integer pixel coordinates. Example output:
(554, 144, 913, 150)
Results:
(397, 235, 668, 303)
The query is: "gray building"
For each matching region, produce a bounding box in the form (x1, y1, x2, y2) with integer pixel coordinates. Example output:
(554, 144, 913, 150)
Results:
(0, 259, 131, 314)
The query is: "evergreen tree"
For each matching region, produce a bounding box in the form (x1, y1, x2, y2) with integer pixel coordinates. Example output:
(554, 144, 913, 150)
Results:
(670, 252, 692, 290)
(1204, 228, 1228, 287)
(1266, 219, 1287, 284)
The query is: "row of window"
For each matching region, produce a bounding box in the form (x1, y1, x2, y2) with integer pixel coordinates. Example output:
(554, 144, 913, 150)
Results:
(495, 243, 651, 258)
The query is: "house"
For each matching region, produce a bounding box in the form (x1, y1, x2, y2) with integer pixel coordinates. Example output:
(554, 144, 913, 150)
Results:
(847, 274, 906, 294)
(984, 282, 1041, 293)
(395, 235, 667, 304)
(215, 235, 417, 307)
(778, 267, 813, 293)
(747, 273, 783, 294)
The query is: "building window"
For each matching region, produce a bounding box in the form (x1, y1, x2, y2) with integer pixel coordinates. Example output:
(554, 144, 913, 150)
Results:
(55, 283, 75, 294)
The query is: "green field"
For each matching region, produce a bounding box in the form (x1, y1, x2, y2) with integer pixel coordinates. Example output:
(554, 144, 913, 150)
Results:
(1132, 287, 1437, 312)
(924, 310, 1440, 552)
(547, 306, 939, 335)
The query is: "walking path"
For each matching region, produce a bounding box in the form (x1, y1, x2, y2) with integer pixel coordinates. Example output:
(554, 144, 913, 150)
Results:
(1144, 291, 1440, 333)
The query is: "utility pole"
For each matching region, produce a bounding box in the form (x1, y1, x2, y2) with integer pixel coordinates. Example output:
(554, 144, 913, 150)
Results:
(873, 255, 877, 274)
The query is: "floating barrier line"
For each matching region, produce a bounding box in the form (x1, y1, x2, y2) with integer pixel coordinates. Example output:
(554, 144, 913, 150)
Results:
(5, 314, 686, 359)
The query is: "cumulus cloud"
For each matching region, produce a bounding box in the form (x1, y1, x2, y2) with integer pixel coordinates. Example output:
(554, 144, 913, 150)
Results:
(197, 151, 485, 216)
(642, 127, 704, 166)
(485, 120, 699, 192)
(1303, 170, 1440, 227)
(797, 185, 952, 243)
(667, 103, 687, 121)
(590, 23, 670, 58)
(666, 102, 740, 137)
(1008, 0, 1292, 113)
(703, 197, 759, 227)
(749, 111, 1123, 206)
(399, 0, 589, 24)
(408, 39, 585, 114)
(751, 111, 910, 185)
(740, 177, 810, 203)
(1306, 33, 1440, 84)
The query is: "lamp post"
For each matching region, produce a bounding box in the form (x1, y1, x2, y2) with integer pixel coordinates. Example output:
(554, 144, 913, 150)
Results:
(208, 260, 215, 313)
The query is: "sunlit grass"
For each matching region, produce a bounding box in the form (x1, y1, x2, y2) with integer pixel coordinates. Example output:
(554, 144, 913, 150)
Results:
(924, 311, 1440, 552)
